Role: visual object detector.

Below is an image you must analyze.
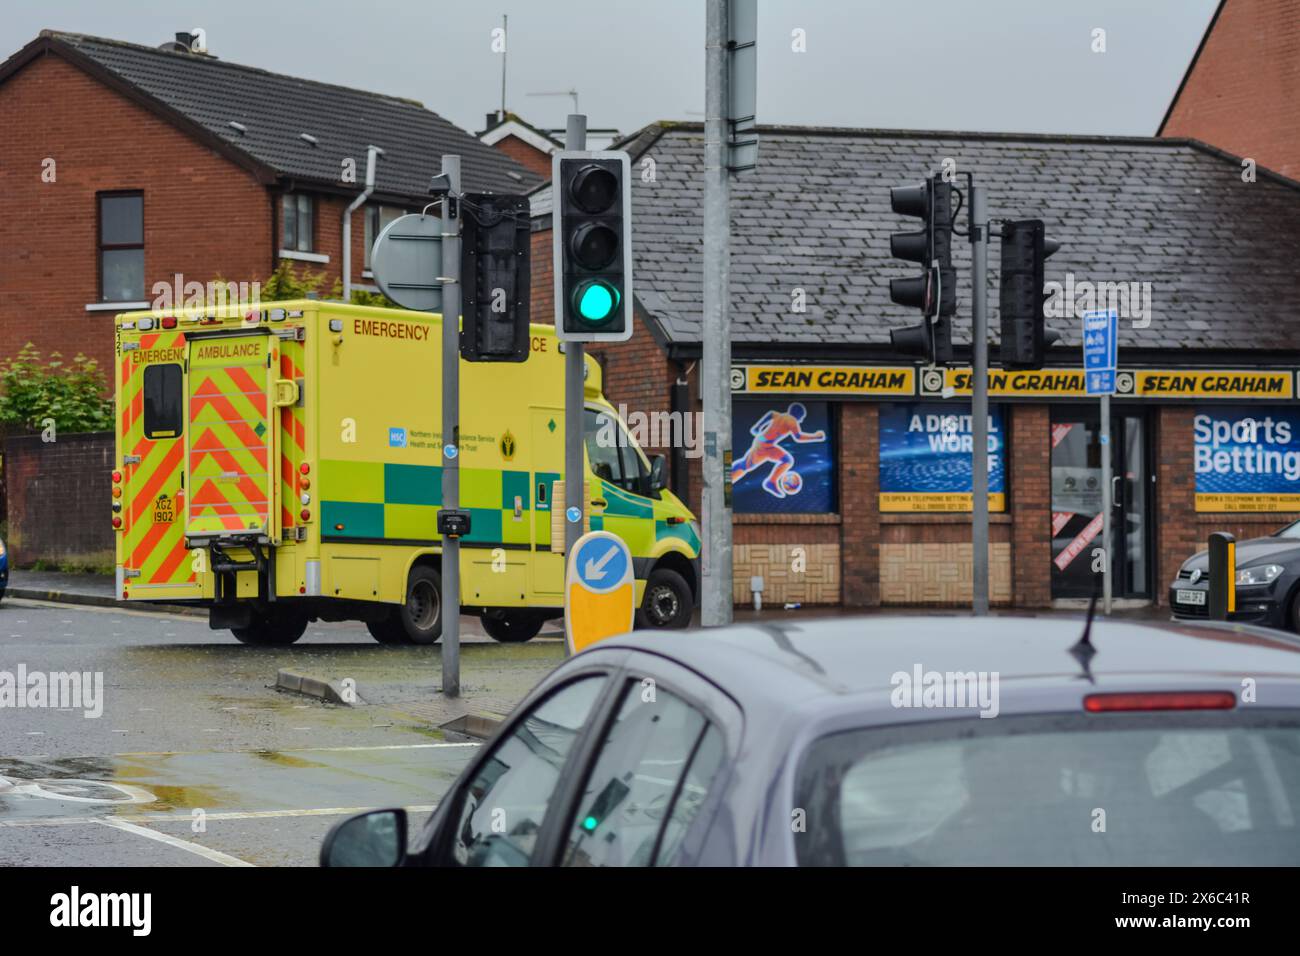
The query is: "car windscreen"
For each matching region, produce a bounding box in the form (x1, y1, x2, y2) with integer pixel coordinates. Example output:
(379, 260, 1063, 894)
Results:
(794, 711, 1300, 866)
(1276, 519, 1300, 539)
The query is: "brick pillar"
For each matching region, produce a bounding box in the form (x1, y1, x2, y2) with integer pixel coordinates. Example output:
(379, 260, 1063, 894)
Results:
(840, 402, 880, 606)
(1156, 406, 1198, 608)
(1010, 405, 1051, 607)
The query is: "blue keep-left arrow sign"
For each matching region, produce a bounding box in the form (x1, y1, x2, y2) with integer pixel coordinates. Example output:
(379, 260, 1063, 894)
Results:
(574, 535, 630, 593)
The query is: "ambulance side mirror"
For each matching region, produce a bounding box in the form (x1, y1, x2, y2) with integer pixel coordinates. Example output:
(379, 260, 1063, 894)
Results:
(648, 454, 667, 494)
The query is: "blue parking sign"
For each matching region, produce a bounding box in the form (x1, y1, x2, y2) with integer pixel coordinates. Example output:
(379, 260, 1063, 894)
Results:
(1082, 309, 1118, 395)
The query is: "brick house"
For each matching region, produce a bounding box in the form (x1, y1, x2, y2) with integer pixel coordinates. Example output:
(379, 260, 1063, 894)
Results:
(531, 122, 1300, 611)
(1159, 0, 1300, 179)
(0, 30, 542, 377)
(478, 111, 563, 180)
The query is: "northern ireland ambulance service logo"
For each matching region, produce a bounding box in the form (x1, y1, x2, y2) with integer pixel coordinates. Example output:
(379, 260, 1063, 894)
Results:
(500, 429, 516, 462)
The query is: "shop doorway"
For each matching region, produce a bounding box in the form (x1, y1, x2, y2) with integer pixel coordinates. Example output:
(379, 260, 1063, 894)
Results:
(1049, 408, 1153, 599)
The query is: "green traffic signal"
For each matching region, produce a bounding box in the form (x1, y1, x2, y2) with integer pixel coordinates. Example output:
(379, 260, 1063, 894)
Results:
(573, 280, 620, 324)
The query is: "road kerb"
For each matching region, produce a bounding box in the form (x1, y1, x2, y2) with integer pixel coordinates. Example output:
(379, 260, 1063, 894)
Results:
(275, 669, 362, 706)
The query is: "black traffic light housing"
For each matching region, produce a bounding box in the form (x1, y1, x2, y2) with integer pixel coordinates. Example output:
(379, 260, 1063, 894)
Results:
(553, 151, 633, 342)
(998, 218, 1062, 370)
(460, 193, 531, 362)
(888, 176, 956, 364)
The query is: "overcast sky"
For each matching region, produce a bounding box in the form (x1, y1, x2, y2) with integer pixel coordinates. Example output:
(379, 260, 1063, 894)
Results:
(5, 0, 1219, 137)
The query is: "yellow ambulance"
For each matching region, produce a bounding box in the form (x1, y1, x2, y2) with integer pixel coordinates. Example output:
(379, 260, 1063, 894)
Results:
(111, 299, 699, 645)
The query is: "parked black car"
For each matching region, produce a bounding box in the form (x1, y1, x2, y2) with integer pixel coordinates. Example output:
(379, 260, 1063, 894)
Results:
(1170, 518, 1300, 629)
(321, 615, 1300, 867)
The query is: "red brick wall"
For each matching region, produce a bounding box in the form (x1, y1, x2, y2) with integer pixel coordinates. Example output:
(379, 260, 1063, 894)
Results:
(588, 309, 675, 459)
(529, 227, 554, 323)
(1010, 404, 1052, 606)
(840, 402, 879, 606)
(1155, 406, 1300, 606)
(491, 135, 553, 180)
(0, 54, 272, 377)
(3, 431, 114, 567)
(1161, 0, 1300, 179)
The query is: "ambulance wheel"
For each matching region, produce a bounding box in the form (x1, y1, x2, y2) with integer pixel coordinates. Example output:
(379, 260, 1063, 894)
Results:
(366, 616, 409, 646)
(396, 565, 443, 645)
(231, 608, 308, 646)
(481, 611, 545, 643)
(637, 568, 693, 629)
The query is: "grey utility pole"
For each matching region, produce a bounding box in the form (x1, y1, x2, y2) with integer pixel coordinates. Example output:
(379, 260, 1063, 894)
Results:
(701, 0, 733, 626)
(440, 154, 462, 696)
(969, 183, 990, 616)
(563, 114, 587, 565)
(1101, 392, 1113, 615)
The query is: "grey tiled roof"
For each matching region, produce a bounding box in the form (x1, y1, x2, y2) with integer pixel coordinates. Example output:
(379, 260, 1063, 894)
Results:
(614, 123, 1300, 353)
(44, 32, 541, 199)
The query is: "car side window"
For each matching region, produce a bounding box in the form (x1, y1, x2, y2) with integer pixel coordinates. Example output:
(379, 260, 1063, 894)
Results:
(560, 682, 725, 867)
(445, 676, 605, 867)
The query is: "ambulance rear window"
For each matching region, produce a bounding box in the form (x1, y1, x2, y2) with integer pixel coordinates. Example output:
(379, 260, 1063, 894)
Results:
(143, 363, 182, 439)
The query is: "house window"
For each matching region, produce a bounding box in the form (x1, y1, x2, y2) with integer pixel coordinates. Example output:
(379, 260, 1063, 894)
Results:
(98, 192, 144, 302)
(364, 205, 406, 268)
(281, 193, 314, 252)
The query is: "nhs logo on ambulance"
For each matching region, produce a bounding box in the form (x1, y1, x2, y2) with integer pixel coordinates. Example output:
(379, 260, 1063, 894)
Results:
(389, 427, 407, 448)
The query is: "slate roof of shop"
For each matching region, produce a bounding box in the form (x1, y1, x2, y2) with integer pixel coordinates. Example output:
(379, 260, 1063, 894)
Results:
(1, 31, 541, 199)
(537, 122, 1300, 355)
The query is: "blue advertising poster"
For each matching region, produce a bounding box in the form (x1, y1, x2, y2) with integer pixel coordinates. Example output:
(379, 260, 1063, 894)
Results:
(879, 403, 1006, 512)
(731, 401, 835, 514)
(1194, 407, 1300, 512)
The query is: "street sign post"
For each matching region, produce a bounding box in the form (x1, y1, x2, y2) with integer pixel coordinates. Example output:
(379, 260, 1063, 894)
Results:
(368, 159, 462, 697)
(370, 214, 444, 312)
(564, 530, 635, 655)
(1083, 308, 1119, 616)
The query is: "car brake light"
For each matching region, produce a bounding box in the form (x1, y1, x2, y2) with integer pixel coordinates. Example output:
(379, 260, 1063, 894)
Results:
(1084, 691, 1236, 713)
(299, 463, 311, 475)
(300, 509, 311, 521)
(112, 516, 122, 529)
(112, 470, 122, 483)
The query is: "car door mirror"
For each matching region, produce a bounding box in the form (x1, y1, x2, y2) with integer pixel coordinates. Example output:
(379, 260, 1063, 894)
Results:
(648, 454, 667, 493)
(320, 808, 407, 867)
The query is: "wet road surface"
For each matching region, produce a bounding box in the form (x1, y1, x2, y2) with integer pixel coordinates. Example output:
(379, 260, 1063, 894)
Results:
(0, 598, 565, 865)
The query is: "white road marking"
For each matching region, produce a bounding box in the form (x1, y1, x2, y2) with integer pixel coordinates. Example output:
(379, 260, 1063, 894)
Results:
(115, 742, 480, 757)
(1, 803, 439, 828)
(97, 817, 255, 867)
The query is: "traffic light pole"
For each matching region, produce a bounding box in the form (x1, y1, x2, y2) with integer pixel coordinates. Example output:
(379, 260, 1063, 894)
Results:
(563, 115, 587, 572)
(440, 153, 462, 696)
(970, 183, 990, 616)
(701, 0, 733, 627)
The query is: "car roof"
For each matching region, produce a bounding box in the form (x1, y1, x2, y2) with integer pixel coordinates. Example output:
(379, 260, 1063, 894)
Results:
(597, 615, 1300, 707)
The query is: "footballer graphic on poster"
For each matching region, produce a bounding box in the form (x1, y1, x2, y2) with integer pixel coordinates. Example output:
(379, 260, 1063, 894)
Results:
(731, 402, 834, 514)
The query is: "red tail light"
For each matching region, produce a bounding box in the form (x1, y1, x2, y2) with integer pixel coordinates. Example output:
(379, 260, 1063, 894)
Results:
(112, 470, 122, 483)
(1085, 691, 1236, 713)
(111, 516, 122, 529)
(300, 509, 311, 521)
(161, 316, 178, 329)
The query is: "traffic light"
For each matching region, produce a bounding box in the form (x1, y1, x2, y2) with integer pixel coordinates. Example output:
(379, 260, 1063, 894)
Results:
(887, 176, 955, 364)
(460, 193, 531, 362)
(998, 219, 1062, 369)
(553, 151, 633, 342)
